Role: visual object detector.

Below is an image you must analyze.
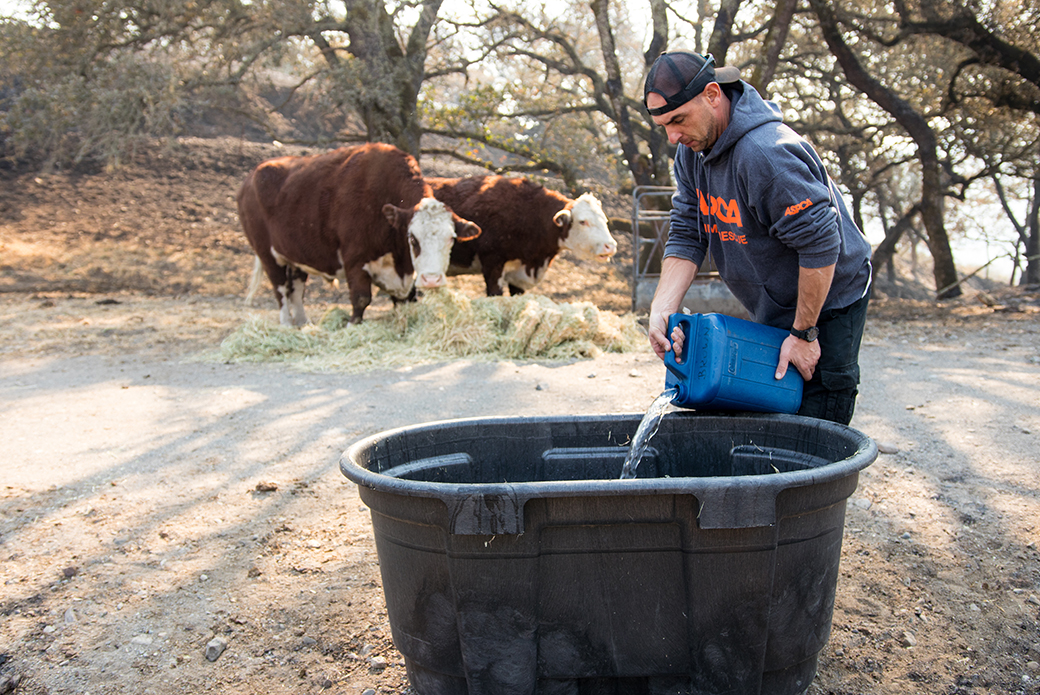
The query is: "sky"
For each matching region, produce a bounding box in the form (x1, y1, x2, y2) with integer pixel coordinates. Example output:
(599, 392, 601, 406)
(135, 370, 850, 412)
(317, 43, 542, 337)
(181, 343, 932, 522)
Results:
(0, 0, 27, 17)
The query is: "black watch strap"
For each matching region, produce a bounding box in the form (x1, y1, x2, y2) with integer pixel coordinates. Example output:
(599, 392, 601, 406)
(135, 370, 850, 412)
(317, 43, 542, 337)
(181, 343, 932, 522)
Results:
(791, 326, 820, 342)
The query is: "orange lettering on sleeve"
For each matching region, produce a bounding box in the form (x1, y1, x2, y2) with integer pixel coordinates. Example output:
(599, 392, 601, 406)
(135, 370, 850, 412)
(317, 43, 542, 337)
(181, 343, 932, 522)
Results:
(784, 199, 813, 216)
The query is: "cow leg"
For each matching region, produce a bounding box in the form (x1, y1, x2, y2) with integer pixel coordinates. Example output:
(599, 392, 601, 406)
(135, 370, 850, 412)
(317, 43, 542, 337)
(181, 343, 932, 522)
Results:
(482, 263, 506, 297)
(345, 267, 373, 323)
(254, 256, 293, 326)
(502, 260, 546, 297)
(287, 267, 309, 326)
(276, 266, 309, 327)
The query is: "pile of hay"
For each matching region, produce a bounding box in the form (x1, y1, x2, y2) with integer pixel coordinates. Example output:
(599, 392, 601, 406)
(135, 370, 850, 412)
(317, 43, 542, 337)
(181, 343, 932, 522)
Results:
(217, 289, 648, 372)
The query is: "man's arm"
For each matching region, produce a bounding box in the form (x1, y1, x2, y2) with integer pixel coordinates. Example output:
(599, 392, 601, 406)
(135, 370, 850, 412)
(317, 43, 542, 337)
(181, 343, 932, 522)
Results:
(648, 256, 700, 360)
(776, 263, 835, 381)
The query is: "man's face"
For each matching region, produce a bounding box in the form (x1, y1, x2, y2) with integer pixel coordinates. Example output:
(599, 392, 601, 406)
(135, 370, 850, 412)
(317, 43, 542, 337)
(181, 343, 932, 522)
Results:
(648, 90, 720, 153)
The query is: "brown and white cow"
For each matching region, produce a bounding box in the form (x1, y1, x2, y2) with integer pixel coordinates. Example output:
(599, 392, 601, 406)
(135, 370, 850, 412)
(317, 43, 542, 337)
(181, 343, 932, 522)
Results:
(238, 143, 481, 326)
(426, 176, 617, 296)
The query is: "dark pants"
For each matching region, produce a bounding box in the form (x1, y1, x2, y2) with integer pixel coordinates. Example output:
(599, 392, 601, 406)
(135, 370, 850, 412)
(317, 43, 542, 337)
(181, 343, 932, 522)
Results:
(796, 294, 870, 425)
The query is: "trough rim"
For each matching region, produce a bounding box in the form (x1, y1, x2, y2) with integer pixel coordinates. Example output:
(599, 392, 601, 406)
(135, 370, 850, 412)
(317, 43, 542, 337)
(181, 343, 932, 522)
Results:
(339, 411, 878, 504)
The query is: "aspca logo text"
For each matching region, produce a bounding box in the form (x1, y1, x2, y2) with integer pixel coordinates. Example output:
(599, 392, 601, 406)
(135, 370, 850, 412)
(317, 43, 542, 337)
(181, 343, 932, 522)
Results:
(785, 199, 813, 216)
(698, 190, 743, 227)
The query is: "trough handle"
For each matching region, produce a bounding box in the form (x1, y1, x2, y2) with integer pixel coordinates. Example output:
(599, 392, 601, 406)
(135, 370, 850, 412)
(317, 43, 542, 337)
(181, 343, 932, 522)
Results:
(448, 489, 525, 535)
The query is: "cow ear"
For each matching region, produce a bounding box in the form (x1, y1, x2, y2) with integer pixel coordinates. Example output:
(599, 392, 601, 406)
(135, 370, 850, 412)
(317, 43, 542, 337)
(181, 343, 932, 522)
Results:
(383, 204, 402, 228)
(455, 219, 482, 242)
(553, 208, 572, 230)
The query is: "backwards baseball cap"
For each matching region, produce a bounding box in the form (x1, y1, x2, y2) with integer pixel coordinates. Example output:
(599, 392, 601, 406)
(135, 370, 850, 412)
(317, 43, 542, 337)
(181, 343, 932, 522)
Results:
(643, 51, 741, 116)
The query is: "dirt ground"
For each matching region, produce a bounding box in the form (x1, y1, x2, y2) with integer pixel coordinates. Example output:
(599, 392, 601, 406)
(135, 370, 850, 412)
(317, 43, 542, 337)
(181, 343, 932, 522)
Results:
(1, 139, 1039, 695)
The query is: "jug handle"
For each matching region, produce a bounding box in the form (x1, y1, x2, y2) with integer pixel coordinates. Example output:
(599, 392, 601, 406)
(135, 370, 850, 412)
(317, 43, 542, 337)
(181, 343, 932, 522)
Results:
(663, 313, 693, 386)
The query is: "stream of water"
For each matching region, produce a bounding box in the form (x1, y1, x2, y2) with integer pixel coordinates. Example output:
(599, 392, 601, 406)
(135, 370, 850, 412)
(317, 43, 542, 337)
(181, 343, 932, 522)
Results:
(619, 387, 678, 480)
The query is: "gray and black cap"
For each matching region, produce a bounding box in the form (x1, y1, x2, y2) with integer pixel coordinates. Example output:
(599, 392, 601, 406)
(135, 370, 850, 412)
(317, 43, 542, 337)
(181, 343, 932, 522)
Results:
(643, 51, 741, 116)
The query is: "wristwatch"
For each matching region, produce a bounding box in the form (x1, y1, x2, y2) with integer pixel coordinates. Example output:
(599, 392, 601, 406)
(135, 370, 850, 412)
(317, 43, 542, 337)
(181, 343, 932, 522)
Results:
(790, 326, 820, 342)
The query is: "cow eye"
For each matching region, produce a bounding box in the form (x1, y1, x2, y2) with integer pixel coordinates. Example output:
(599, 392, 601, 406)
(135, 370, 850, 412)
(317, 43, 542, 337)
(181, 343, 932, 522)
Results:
(409, 234, 421, 255)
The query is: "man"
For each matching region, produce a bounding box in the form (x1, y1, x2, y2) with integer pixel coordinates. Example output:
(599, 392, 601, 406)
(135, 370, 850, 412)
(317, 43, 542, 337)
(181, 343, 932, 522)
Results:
(644, 51, 872, 425)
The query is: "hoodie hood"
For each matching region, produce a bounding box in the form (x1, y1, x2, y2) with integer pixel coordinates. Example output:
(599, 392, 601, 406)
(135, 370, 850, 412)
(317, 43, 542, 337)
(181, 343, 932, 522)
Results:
(704, 82, 784, 164)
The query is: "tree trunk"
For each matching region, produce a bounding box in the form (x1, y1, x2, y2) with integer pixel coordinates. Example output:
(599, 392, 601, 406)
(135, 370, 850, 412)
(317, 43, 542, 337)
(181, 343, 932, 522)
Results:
(992, 172, 1040, 287)
(1025, 175, 1040, 285)
(747, 0, 798, 97)
(919, 154, 960, 298)
(871, 203, 921, 281)
(332, 0, 442, 157)
(645, 0, 673, 186)
(810, 0, 961, 299)
(591, 0, 652, 187)
(643, 0, 668, 65)
(707, 0, 745, 62)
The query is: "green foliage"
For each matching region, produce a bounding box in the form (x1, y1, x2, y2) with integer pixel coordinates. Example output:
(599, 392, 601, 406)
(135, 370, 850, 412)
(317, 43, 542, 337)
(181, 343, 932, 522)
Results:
(1, 0, 1037, 282)
(0, 0, 445, 164)
(2, 51, 185, 165)
(0, 0, 206, 166)
(419, 0, 634, 189)
(422, 83, 505, 132)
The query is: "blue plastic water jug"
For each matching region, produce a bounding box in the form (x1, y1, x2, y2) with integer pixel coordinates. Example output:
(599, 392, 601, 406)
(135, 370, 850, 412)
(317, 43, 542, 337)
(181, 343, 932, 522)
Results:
(664, 313, 804, 413)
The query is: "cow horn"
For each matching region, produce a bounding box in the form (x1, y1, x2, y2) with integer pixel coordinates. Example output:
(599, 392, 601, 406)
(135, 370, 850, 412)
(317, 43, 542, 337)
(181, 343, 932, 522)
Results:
(553, 208, 572, 229)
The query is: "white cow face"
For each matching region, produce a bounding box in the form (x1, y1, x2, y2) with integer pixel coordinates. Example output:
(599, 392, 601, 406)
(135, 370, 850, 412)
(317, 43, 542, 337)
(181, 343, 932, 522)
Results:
(553, 193, 618, 261)
(384, 198, 481, 290)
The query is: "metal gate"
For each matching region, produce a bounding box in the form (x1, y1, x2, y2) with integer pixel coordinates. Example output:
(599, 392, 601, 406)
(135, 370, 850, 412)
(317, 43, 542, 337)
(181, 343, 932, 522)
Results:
(630, 186, 742, 316)
(630, 186, 674, 312)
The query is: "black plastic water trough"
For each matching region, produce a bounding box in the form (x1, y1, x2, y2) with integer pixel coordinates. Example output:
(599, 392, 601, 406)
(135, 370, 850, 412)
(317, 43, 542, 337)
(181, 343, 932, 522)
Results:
(340, 412, 877, 695)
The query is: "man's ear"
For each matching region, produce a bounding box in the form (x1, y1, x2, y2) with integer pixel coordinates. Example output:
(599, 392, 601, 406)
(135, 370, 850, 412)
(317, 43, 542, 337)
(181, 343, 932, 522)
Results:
(703, 82, 723, 105)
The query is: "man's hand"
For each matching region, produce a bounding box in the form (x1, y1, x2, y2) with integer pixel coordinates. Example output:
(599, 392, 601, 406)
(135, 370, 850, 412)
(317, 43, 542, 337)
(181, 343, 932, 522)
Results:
(648, 257, 700, 361)
(649, 313, 687, 362)
(777, 263, 834, 381)
(648, 312, 670, 360)
(776, 334, 821, 381)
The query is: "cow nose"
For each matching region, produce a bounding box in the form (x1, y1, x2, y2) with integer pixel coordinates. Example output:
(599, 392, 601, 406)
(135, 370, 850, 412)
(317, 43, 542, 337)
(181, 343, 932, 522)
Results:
(417, 273, 446, 289)
(601, 242, 618, 257)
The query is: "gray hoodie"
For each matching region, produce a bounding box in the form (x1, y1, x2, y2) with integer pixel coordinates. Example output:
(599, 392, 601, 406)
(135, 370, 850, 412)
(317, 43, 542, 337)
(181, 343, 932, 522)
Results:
(665, 81, 872, 328)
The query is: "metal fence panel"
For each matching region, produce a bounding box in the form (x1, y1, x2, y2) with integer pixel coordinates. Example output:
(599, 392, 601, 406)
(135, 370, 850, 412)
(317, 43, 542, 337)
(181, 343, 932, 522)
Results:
(631, 186, 732, 314)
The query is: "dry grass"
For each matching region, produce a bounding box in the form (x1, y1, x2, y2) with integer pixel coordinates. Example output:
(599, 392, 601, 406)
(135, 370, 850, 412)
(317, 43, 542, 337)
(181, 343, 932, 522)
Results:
(216, 288, 648, 373)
